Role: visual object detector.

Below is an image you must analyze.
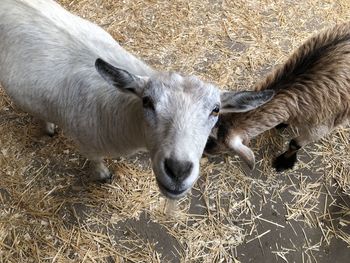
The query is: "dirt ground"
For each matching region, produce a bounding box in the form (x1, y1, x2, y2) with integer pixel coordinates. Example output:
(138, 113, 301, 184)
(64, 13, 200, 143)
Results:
(1, 0, 350, 262)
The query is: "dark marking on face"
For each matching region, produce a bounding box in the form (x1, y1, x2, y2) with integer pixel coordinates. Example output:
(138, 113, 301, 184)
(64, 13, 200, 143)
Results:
(216, 121, 230, 141)
(204, 136, 220, 155)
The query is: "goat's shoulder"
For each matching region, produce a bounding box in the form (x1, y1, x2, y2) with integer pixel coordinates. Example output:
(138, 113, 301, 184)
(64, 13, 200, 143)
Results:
(255, 22, 350, 92)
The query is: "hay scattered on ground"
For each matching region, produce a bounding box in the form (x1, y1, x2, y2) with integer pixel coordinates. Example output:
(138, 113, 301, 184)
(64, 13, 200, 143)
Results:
(1, 0, 350, 262)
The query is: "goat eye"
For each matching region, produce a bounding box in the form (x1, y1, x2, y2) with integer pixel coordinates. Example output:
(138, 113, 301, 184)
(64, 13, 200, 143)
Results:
(210, 105, 220, 117)
(142, 97, 155, 110)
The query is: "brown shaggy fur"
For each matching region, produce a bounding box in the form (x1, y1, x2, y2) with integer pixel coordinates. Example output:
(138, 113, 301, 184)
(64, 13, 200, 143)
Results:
(207, 22, 350, 170)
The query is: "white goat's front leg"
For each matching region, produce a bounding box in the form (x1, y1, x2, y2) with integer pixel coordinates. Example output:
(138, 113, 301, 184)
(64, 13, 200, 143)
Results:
(89, 158, 113, 183)
(78, 145, 113, 183)
(273, 124, 331, 172)
(40, 120, 56, 136)
(45, 122, 56, 136)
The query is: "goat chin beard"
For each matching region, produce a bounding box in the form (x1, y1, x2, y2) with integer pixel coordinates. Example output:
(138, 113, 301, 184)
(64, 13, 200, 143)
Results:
(228, 135, 255, 170)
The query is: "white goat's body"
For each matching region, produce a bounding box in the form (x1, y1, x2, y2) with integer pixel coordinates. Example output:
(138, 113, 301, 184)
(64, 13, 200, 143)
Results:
(0, 0, 272, 198)
(0, 0, 153, 157)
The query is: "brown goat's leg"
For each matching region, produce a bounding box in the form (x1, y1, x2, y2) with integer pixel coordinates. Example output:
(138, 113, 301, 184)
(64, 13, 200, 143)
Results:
(272, 139, 301, 172)
(273, 124, 330, 172)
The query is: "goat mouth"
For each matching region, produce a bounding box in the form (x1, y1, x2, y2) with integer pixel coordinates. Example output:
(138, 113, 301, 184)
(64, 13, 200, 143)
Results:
(156, 178, 187, 199)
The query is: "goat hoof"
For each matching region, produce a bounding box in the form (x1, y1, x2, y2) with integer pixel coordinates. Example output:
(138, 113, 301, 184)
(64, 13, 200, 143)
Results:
(44, 122, 56, 137)
(90, 163, 113, 183)
(272, 152, 297, 172)
(99, 172, 113, 184)
(46, 131, 56, 137)
(93, 170, 113, 183)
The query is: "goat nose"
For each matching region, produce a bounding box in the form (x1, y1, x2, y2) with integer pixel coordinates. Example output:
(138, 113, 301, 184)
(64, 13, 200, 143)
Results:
(164, 158, 193, 181)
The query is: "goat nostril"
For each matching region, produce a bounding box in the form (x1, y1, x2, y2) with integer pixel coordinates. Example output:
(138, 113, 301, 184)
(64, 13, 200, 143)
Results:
(164, 158, 193, 180)
(182, 161, 193, 176)
(164, 158, 176, 179)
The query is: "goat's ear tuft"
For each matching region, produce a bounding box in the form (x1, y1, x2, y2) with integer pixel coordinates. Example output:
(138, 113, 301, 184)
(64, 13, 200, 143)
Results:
(220, 90, 275, 113)
(95, 58, 146, 95)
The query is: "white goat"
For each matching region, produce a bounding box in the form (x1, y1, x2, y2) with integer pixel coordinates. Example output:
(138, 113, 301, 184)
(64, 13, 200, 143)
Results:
(0, 0, 274, 199)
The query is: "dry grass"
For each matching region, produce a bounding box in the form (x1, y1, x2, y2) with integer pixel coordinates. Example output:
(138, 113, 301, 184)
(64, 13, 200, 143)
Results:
(1, 0, 350, 262)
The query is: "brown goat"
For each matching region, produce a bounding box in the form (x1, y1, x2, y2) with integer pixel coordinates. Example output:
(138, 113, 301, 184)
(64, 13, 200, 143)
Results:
(205, 22, 350, 171)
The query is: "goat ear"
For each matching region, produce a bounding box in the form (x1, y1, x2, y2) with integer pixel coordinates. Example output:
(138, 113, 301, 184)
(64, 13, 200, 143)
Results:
(220, 90, 275, 113)
(228, 136, 255, 169)
(95, 58, 147, 96)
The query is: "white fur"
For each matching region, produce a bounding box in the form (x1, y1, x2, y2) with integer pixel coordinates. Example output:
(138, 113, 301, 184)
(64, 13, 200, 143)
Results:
(0, 0, 225, 199)
(229, 136, 243, 150)
(228, 136, 255, 169)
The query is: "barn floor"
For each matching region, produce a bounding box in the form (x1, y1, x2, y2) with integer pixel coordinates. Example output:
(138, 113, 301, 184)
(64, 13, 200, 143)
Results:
(1, 0, 350, 262)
